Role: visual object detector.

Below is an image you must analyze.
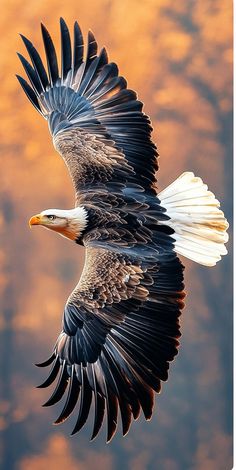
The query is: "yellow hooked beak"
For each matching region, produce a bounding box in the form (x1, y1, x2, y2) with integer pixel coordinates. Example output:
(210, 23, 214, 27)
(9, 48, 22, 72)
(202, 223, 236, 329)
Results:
(29, 214, 42, 228)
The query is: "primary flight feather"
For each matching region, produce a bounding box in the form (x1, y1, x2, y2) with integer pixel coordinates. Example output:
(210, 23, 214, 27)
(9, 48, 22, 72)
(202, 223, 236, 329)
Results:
(17, 18, 228, 442)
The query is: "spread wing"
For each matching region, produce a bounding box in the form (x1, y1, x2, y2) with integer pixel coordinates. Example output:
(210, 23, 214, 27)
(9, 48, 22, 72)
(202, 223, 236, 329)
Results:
(18, 19, 186, 442)
(17, 18, 158, 199)
(37, 247, 185, 442)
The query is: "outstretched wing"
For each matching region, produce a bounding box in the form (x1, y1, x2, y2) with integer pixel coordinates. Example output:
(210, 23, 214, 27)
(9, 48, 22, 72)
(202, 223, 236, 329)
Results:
(37, 247, 185, 442)
(18, 18, 185, 442)
(17, 18, 158, 197)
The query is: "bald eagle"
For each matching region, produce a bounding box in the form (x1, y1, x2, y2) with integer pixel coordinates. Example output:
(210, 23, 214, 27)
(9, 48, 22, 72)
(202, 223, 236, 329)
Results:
(17, 18, 228, 442)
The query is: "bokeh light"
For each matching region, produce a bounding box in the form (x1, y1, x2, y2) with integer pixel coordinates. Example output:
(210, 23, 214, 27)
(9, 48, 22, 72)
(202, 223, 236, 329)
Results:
(0, 1, 232, 469)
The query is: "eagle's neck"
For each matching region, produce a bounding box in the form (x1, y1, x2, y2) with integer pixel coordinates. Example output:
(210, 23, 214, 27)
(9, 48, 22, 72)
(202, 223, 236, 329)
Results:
(49, 207, 88, 241)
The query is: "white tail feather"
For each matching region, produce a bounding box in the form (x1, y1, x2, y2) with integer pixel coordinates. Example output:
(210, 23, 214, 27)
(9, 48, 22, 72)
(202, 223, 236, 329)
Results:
(159, 172, 229, 266)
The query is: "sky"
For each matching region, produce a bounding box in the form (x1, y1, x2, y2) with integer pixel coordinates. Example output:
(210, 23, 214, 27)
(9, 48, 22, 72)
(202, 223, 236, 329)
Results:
(0, 1, 233, 469)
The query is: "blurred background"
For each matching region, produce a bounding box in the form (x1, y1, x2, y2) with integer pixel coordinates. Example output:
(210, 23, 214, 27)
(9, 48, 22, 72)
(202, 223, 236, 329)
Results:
(0, 1, 233, 469)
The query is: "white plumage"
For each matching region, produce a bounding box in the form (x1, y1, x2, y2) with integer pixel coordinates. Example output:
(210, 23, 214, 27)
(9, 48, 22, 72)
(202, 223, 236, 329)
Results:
(159, 172, 229, 266)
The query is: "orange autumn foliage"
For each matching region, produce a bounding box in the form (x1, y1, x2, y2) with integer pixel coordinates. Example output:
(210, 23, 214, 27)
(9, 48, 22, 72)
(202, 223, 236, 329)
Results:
(0, 1, 232, 469)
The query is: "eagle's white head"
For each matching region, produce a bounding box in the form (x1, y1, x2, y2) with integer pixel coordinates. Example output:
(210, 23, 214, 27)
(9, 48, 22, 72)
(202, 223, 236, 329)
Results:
(29, 206, 88, 241)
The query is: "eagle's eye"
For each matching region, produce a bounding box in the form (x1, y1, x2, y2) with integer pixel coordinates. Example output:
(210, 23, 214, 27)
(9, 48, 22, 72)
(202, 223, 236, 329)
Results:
(46, 215, 56, 220)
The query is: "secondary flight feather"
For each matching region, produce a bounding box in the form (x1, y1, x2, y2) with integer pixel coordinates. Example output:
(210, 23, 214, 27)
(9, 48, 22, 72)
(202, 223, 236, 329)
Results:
(17, 18, 228, 442)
